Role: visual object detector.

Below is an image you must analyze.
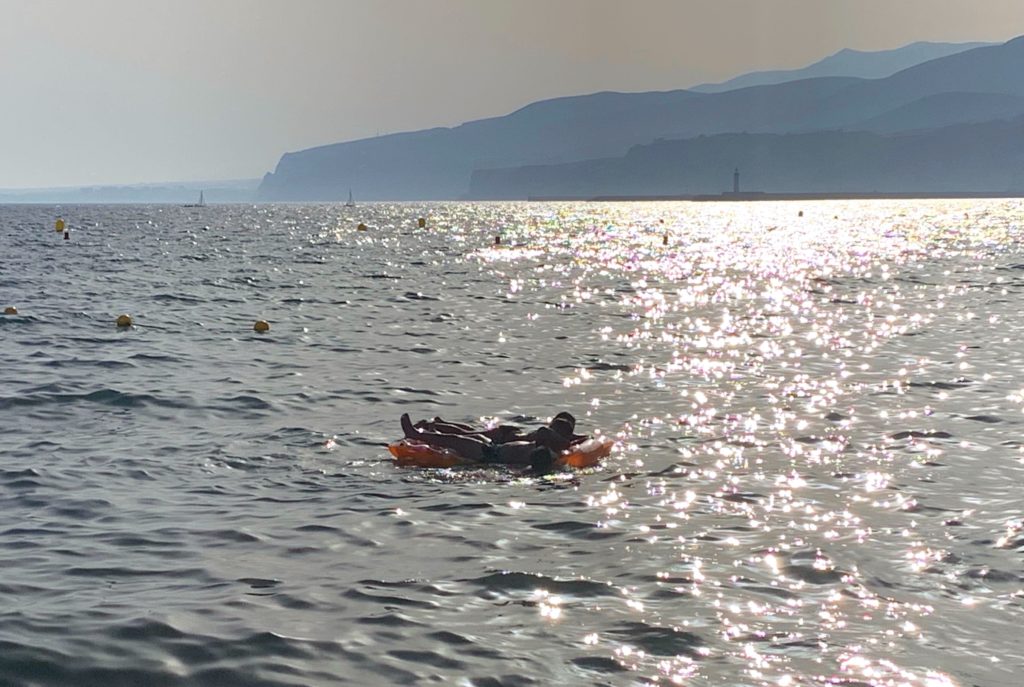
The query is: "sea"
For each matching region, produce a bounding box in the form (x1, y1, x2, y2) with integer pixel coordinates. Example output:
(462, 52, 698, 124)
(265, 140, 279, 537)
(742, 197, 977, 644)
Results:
(1, 200, 1023, 687)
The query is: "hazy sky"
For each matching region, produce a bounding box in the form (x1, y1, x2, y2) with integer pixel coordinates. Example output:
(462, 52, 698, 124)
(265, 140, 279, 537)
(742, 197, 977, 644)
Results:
(2, 0, 1023, 188)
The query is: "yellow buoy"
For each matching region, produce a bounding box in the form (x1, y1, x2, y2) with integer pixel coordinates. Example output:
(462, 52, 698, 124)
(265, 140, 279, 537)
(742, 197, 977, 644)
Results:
(55, 218, 65, 233)
(116, 314, 133, 327)
(417, 217, 426, 228)
(357, 222, 367, 231)
(253, 320, 270, 333)
(3, 306, 17, 315)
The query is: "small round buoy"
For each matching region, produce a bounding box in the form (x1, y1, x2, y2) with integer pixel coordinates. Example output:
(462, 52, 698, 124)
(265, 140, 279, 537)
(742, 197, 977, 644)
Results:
(357, 222, 367, 232)
(3, 306, 17, 315)
(116, 314, 133, 327)
(798, 210, 804, 217)
(254, 320, 270, 333)
(417, 217, 426, 229)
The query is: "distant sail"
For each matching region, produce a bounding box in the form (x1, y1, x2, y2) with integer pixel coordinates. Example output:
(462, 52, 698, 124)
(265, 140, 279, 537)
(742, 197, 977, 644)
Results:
(184, 190, 205, 208)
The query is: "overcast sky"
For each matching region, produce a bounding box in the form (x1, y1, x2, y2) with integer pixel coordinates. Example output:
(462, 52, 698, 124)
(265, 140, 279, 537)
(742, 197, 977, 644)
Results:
(2, 0, 1022, 188)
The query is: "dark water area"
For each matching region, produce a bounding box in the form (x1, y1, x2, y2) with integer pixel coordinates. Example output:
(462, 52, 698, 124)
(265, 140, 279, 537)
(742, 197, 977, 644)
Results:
(1, 200, 1022, 686)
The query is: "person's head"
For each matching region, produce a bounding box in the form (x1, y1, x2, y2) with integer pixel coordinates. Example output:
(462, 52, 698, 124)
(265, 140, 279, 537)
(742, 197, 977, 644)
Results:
(552, 411, 576, 430)
(550, 417, 574, 439)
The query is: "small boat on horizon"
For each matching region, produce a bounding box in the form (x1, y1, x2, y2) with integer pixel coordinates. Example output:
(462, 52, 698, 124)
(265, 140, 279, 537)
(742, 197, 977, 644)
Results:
(184, 191, 205, 208)
(344, 189, 355, 208)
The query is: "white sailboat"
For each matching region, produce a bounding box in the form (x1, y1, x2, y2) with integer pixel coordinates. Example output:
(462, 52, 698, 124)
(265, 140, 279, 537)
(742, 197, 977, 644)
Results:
(184, 190, 205, 208)
(344, 189, 355, 207)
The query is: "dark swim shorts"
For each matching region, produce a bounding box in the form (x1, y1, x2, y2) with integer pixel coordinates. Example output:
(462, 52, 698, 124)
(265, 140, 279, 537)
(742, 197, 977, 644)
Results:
(480, 443, 502, 464)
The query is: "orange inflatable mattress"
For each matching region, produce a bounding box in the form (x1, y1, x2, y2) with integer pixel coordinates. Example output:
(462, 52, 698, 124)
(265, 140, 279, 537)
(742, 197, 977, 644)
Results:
(388, 436, 613, 469)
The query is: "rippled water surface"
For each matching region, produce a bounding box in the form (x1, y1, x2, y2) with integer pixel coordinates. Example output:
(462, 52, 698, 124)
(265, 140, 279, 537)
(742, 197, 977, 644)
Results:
(2, 200, 1023, 686)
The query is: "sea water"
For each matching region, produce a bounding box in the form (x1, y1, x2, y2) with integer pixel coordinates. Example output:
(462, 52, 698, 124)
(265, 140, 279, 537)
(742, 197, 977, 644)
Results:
(1, 200, 1023, 687)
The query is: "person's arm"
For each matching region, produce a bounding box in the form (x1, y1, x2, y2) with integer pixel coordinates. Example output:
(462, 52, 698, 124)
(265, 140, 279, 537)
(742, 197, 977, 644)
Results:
(482, 425, 525, 443)
(430, 422, 475, 435)
(431, 417, 477, 432)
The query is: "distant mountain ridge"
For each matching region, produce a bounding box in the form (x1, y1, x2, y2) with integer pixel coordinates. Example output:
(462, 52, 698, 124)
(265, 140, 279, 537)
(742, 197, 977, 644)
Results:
(689, 41, 994, 93)
(258, 36, 1024, 201)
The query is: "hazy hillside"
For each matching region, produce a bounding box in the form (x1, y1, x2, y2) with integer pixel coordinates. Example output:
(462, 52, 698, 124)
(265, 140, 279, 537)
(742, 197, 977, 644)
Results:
(0, 179, 259, 204)
(258, 36, 1024, 201)
(690, 41, 993, 93)
(466, 117, 1024, 199)
(790, 37, 1024, 131)
(849, 92, 1024, 133)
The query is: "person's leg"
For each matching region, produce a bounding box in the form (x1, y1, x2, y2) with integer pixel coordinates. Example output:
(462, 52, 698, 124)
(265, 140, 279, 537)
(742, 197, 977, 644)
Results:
(401, 414, 487, 461)
(431, 417, 477, 432)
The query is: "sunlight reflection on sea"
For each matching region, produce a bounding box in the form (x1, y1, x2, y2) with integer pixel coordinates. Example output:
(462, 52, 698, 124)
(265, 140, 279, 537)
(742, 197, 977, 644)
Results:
(1, 199, 1022, 686)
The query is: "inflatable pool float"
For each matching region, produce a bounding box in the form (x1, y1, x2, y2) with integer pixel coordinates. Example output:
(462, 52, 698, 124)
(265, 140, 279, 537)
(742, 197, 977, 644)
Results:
(388, 436, 614, 469)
